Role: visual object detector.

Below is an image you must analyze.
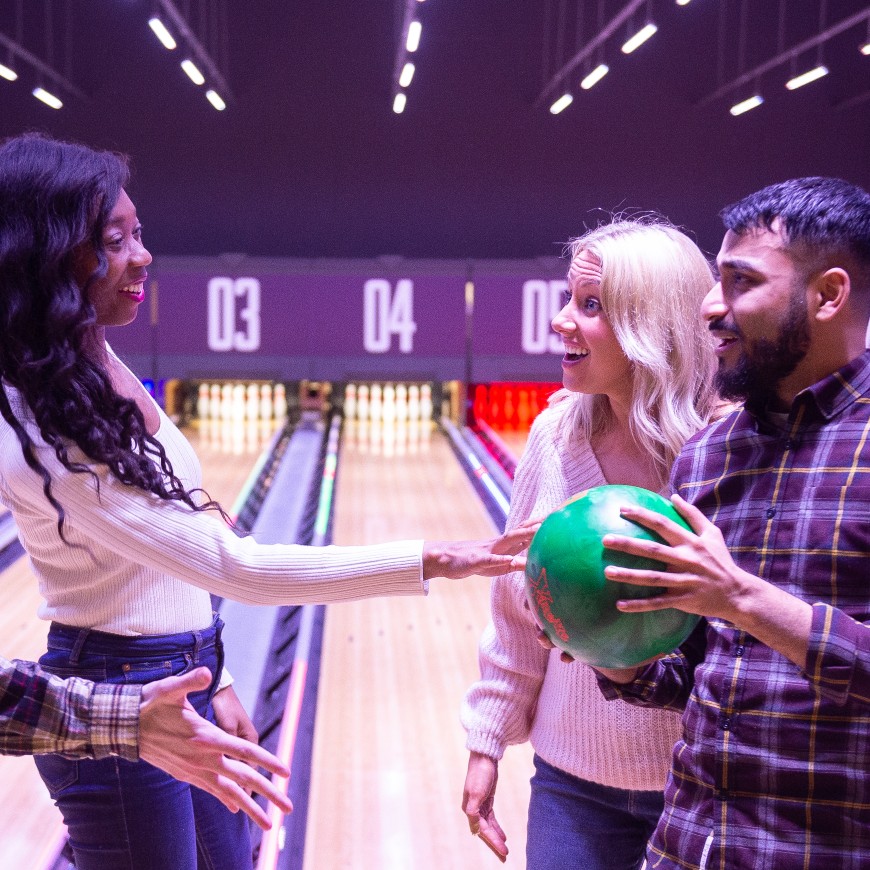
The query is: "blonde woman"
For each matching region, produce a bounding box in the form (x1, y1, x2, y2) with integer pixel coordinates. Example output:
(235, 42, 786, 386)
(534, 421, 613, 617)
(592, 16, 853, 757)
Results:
(461, 220, 719, 868)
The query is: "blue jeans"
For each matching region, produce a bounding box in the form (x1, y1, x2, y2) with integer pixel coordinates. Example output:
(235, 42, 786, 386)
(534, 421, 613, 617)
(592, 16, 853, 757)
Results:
(34, 615, 252, 870)
(526, 754, 663, 870)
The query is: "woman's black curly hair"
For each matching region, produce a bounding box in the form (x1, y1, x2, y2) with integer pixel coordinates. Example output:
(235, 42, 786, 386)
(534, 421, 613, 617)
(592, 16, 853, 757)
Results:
(0, 133, 225, 539)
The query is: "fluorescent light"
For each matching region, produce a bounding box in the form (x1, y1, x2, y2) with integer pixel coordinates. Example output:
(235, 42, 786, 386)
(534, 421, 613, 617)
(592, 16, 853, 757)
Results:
(580, 64, 609, 90)
(0, 63, 17, 82)
(393, 92, 407, 114)
(181, 59, 205, 85)
(860, 41, 870, 56)
(399, 62, 415, 88)
(786, 65, 828, 90)
(206, 89, 226, 111)
(730, 94, 763, 116)
(33, 87, 62, 109)
(148, 17, 177, 50)
(676, 0, 692, 5)
(549, 93, 573, 114)
(406, 20, 422, 52)
(622, 22, 657, 54)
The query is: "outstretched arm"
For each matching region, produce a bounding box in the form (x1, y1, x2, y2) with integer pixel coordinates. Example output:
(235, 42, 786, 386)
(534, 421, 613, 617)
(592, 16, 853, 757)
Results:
(422, 518, 539, 580)
(139, 667, 293, 830)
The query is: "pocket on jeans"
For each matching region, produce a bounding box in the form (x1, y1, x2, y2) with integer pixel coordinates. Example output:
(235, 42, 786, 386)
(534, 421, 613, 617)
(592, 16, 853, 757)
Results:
(120, 659, 174, 684)
(34, 754, 79, 798)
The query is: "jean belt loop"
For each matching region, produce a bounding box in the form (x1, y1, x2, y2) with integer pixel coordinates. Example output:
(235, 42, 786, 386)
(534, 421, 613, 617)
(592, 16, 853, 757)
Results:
(192, 628, 203, 664)
(69, 628, 91, 665)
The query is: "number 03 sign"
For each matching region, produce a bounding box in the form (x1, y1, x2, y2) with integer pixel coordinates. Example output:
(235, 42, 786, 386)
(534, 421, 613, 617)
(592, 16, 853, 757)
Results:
(207, 277, 261, 352)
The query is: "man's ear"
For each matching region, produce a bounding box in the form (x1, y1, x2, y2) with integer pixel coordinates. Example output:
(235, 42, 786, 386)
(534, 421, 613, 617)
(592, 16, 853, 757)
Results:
(813, 267, 850, 323)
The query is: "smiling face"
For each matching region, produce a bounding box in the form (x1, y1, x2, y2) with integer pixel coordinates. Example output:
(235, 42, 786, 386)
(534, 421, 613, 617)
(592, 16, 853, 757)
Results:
(703, 224, 812, 410)
(551, 249, 633, 409)
(76, 189, 151, 328)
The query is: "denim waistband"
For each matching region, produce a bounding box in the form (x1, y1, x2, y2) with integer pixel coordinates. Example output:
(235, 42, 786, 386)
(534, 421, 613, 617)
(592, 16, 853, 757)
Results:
(46, 613, 223, 664)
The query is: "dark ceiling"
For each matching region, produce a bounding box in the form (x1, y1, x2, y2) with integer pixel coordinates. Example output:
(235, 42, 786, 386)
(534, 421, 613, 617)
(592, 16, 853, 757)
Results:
(0, 0, 868, 262)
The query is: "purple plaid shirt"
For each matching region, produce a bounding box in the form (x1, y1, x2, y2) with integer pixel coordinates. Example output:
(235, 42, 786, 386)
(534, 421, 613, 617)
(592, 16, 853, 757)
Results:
(0, 655, 140, 759)
(600, 350, 870, 869)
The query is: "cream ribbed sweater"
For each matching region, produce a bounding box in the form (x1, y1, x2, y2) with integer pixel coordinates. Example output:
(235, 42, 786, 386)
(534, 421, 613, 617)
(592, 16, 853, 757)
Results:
(461, 398, 681, 791)
(0, 379, 424, 637)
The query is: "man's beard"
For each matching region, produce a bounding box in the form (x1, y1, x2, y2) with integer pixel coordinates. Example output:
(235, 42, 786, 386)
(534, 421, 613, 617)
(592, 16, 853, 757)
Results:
(714, 293, 811, 410)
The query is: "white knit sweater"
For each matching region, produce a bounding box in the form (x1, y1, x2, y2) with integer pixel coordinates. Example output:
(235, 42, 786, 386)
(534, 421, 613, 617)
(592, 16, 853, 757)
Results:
(461, 397, 682, 791)
(0, 374, 424, 637)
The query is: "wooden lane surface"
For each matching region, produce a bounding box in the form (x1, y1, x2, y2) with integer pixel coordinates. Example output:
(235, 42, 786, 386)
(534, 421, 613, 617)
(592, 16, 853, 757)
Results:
(304, 420, 535, 870)
(0, 418, 280, 870)
(492, 428, 529, 465)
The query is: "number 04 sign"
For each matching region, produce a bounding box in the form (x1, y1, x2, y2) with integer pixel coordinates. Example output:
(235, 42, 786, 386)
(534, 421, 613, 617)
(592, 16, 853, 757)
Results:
(363, 279, 417, 353)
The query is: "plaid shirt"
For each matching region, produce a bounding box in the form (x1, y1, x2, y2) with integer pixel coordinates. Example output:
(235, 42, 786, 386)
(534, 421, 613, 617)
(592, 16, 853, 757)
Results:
(600, 350, 870, 870)
(0, 655, 140, 760)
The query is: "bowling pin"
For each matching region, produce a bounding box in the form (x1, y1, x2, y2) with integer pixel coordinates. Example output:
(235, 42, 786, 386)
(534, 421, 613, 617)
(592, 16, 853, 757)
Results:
(245, 384, 259, 420)
(408, 384, 420, 420)
(395, 384, 408, 421)
(274, 383, 287, 420)
(344, 384, 357, 419)
(420, 384, 433, 421)
(370, 384, 383, 422)
(357, 384, 370, 421)
(231, 384, 246, 421)
(197, 383, 210, 419)
(382, 383, 396, 422)
(220, 384, 233, 420)
(517, 389, 531, 429)
(209, 384, 221, 419)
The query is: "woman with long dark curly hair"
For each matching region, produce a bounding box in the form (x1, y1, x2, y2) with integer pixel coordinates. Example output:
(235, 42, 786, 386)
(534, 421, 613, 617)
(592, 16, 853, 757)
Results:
(0, 133, 535, 870)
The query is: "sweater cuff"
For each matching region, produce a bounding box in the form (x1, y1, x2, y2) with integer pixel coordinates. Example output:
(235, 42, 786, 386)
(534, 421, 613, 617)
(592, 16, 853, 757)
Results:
(465, 731, 506, 762)
(89, 683, 142, 761)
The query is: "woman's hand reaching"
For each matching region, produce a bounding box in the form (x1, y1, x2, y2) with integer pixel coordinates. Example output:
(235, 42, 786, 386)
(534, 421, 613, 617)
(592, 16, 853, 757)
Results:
(422, 518, 540, 580)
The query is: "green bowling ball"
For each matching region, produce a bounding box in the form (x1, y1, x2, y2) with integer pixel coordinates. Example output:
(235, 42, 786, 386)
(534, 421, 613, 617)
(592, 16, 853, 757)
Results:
(524, 484, 699, 668)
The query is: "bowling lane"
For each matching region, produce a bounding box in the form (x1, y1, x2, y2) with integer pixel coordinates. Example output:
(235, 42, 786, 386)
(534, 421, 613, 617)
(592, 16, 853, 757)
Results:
(0, 418, 282, 870)
(304, 418, 535, 869)
(492, 428, 529, 465)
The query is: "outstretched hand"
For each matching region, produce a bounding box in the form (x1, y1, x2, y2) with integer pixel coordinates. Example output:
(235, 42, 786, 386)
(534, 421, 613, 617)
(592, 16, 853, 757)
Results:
(422, 518, 540, 580)
(139, 667, 293, 830)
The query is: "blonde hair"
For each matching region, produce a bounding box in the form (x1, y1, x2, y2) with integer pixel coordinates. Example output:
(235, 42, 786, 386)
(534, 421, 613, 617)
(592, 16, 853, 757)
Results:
(557, 219, 718, 488)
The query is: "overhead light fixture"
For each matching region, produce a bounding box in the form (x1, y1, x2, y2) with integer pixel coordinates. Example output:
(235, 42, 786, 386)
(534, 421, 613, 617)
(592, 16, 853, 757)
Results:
(785, 64, 828, 90)
(206, 89, 226, 110)
(622, 22, 657, 54)
(399, 62, 415, 88)
(0, 63, 17, 82)
(181, 59, 205, 85)
(549, 93, 573, 114)
(392, 92, 407, 114)
(148, 17, 177, 50)
(406, 20, 422, 52)
(580, 64, 609, 90)
(676, 0, 692, 5)
(860, 41, 870, 56)
(729, 94, 763, 116)
(33, 87, 62, 109)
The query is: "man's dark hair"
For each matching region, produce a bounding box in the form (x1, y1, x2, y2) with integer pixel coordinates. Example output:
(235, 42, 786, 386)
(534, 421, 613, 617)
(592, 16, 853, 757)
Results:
(720, 177, 870, 289)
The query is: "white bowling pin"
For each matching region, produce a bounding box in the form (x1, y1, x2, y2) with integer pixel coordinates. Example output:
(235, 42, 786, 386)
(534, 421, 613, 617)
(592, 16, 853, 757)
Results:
(357, 384, 370, 421)
(274, 383, 287, 420)
(197, 383, 210, 419)
(370, 384, 383, 422)
(344, 384, 357, 420)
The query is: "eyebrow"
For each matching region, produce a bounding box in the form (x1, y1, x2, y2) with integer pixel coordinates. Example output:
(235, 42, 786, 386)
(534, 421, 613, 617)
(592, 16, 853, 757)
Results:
(717, 257, 759, 273)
